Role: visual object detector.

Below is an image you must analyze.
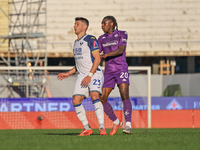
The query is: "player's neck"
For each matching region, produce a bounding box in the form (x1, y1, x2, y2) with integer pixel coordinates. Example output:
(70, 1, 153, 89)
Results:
(77, 32, 86, 40)
(107, 30, 114, 35)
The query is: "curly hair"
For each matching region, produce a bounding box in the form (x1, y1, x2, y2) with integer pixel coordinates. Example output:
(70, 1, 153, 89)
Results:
(103, 16, 118, 30)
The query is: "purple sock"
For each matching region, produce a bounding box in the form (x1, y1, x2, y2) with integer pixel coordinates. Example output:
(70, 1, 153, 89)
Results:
(123, 99, 132, 122)
(103, 101, 117, 122)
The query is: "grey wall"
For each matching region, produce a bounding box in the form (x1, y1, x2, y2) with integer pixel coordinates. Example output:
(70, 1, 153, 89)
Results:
(40, 73, 200, 97)
(162, 74, 200, 97)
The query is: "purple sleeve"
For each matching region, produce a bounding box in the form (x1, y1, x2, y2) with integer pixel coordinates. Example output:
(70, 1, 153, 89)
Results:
(119, 31, 128, 46)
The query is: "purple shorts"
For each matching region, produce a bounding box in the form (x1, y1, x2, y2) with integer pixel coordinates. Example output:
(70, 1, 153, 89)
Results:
(103, 72, 130, 89)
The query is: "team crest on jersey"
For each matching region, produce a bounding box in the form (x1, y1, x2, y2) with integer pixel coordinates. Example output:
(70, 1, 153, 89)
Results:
(114, 34, 118, 37)
(93, 41, 99, 48)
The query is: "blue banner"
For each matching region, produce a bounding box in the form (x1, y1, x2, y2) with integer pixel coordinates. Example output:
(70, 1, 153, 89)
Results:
(0, 97, 200, 112)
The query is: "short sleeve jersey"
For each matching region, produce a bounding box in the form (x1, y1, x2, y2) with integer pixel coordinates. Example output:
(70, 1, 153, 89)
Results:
(73, 34, 101, 75)
(98, 30, 128, 75)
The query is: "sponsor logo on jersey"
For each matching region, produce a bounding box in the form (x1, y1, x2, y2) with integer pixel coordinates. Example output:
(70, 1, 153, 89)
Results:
(166, 99, 182, 110)
(93, 41, 99, 49)
(73, 48, 83, 59)
(102, 37, 106, 39)
(102, 40, 118, 47)
(122, 38, 127, 42)
(80, 42, 83, 46)
(74, 48, 82, 55)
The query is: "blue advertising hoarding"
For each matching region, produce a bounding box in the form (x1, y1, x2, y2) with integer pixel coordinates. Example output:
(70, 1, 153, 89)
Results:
(0, 97, 200, 112)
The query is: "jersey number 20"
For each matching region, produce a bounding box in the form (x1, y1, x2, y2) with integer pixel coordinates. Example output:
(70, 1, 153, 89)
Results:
(120, 72, 128, 78)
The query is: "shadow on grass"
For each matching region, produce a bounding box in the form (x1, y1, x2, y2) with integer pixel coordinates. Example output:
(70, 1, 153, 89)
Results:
(44, 133, 100, 136)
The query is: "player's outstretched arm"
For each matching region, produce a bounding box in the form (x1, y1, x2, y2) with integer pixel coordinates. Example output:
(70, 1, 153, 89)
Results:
(57, 67, 76, 81)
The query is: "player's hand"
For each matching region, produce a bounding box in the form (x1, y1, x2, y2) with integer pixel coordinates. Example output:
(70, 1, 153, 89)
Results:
(81, 76, 91, 87)
(100, 54, 107, 59)
(57, 72, 70, 81)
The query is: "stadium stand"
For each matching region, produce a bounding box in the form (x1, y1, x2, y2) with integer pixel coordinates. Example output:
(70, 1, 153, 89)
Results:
(46, 0, 200, 57)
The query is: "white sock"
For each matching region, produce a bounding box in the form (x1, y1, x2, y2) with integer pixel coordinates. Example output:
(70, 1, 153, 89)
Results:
(74, 103, 89, 129)
(126, 122, 131, 128)
(113, 118, 120, 125)
(92, 99, 104, 129)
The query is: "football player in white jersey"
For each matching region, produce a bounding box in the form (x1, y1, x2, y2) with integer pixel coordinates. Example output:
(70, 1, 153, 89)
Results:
(57, 17, 107, 136)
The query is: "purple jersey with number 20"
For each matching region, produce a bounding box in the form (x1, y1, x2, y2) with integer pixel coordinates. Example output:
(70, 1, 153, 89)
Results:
(98, 30, 128, 75)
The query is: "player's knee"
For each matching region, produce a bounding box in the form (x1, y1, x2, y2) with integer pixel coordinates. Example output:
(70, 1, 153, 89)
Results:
(100, 95, 107, 104)
(90, 95, 99, 101)
(72, 99, 78, 105)
(90, 92, 100, 101)
(72, 97, 82, 105)
(121, 93, 129, 101)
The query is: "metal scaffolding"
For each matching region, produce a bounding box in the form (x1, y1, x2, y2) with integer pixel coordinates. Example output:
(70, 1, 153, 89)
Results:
(0, 0, 47, 97)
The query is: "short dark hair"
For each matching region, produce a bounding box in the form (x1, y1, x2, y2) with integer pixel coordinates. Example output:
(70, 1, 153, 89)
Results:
(103, 16, 118, 30)
(75, 17, 89, 27)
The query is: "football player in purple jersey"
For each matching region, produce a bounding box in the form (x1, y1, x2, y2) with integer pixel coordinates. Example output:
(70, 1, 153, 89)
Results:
(98, 16, 132, 135)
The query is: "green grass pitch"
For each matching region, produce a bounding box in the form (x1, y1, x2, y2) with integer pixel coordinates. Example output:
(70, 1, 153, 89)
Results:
(0, 128, 200, 150)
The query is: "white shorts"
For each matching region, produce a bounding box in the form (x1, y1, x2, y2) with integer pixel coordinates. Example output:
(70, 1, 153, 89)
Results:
(73, 71, 104, 98)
